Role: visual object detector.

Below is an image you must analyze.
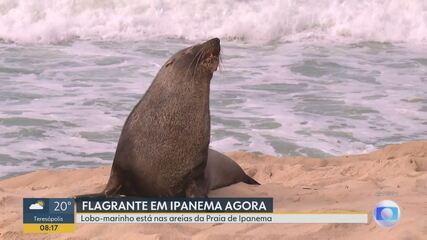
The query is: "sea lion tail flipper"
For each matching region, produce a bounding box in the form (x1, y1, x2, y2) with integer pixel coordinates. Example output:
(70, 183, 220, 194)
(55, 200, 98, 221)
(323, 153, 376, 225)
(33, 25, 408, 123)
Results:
(243, 175, 260, 185)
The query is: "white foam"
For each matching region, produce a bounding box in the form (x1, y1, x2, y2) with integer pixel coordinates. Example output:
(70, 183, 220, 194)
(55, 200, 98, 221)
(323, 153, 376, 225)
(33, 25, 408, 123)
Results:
(1, 0, 426, 43)
(1, 37, 427, 177)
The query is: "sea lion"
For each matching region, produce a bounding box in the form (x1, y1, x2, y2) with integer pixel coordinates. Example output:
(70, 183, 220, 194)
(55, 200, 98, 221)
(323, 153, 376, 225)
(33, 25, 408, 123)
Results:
(78, 148, 259, 197)
(206, 149, 259, 190)
(77, 38, 259, 198)
(105, 38, 221, 197)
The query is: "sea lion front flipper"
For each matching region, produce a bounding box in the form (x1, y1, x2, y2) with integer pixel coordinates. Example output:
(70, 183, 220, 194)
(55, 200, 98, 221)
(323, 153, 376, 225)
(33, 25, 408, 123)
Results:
(74, 173, 122, 198)
(102, 167, 123, 196)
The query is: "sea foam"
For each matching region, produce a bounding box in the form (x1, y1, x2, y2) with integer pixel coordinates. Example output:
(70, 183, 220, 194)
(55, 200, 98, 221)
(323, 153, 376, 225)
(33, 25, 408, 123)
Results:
(0, 0, 426, 43)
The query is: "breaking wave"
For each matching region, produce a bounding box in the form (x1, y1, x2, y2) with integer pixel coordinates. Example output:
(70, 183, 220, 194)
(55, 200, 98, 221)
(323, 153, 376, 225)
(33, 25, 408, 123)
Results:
(0, 0, 426, 43)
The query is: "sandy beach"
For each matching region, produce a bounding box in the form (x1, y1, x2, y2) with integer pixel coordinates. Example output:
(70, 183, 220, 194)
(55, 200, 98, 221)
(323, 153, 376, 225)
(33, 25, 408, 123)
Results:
(0, 141, 426, 239)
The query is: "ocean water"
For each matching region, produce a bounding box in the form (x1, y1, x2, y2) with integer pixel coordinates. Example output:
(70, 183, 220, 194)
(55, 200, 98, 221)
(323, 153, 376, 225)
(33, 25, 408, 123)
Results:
(1, 0, 427, 178)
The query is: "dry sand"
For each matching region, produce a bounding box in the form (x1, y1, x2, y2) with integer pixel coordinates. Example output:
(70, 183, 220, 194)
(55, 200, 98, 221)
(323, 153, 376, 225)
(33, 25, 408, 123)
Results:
(1, 141, 426, 239)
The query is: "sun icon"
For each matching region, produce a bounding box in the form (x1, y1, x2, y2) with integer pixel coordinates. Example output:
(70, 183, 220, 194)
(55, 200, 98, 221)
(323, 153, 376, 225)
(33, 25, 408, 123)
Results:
(36, 201, 44, 207)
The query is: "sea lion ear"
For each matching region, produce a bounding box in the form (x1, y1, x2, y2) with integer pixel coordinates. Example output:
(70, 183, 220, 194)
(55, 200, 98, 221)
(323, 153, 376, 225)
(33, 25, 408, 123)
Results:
(165, 58, 175, 68)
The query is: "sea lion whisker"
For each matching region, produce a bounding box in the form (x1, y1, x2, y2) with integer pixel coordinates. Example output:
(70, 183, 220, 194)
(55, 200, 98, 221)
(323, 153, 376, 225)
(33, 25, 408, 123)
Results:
(183, 53, 196, 79)
(184, 47, 204, 80)
(193, 48, 205, 77)
(193, 48, 205, 78)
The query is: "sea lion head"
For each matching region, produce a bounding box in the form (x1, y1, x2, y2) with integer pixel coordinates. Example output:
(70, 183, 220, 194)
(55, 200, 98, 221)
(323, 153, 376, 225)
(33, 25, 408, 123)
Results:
(163, 38, 221, 79)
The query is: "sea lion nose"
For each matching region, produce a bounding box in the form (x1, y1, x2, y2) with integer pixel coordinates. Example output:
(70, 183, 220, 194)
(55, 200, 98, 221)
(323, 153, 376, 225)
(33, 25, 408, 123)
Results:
(203, 38, 219, 47)
(204, 38, 220, 56)
(209, 38, 220, 45)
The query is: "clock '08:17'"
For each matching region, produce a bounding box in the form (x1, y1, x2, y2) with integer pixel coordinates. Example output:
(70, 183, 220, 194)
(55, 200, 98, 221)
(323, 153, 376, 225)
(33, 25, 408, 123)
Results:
(39, 224, 58, 231)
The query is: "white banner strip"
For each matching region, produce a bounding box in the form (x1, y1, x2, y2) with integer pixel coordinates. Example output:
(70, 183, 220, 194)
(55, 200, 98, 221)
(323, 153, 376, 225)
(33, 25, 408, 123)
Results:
(76, 213, 368, 224)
